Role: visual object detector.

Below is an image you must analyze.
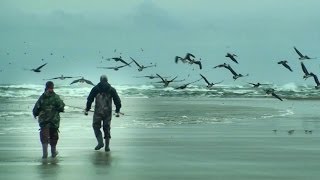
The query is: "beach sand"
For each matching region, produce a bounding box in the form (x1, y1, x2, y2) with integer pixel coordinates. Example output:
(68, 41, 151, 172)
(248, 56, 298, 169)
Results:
(0, 97, 319, 180)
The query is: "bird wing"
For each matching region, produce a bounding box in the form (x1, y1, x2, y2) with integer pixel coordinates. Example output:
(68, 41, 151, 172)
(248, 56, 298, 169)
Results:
(311, 73, 320, 85)
(225, 65, 238, 76)
(156, 74, 165, 82)
(294, 47, 304, 58)
(300, 62, 309, 74)
(229, 56, 238, 64)
(175, 56, 183, 63)
(194, 61, 202, 69)
(97, 66, 116, 69)
(35, 63, 47, 70)
(119, 59, 131, 66)
(84, 79, 95, 86)
(271, 93, 283, 101)
(200, 74, 210, 85)
(169, 76, 178, 82)
(70, 79, 81, 85)
(185, 53, 195, 60)
(282, 63, 293, 72)
(130, 57, 141, 68)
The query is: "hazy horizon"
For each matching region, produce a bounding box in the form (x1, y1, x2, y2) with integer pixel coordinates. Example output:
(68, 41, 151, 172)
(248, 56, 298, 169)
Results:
(1, 0, 320, 86)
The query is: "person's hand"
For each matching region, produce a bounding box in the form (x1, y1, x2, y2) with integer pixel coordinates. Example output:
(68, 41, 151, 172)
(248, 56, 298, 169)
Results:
(84, 110, 88, 116)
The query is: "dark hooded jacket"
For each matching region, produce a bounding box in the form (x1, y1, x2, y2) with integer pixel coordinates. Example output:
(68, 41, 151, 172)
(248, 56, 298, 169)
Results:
(86, 82, 121, 115)
(33, 91, 65, 129)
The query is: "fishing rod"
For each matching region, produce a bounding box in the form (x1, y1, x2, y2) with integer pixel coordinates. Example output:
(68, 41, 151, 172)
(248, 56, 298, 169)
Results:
(65, 104, 125, 115)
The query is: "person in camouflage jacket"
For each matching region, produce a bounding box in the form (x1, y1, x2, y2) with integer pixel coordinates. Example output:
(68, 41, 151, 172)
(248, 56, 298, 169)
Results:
(33, 81, 65, 159)
(85, 75, 121, 152)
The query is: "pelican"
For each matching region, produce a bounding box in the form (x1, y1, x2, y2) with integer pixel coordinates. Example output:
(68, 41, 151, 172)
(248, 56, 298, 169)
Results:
(247, 82, 269, 88)
(156, 74, 184, 87)
(97, 63, 131, 71)
(224, 64, 248, 80)
(130, 57, 156, 71)
(70, 77, 95, 86)
(200, 74, 223, 88)
(175, 78, 202, 90)
(310, 73, 320, 89)
(294, 46, 313, 60)
(265, 88, 283, 101)
(300, 62, 312, 80)
(30, 63, 47, 73)
(44, 75, 81, 80)
(225, 53, 238, 64)
(277, 60, 293, 72)
(106, 56, 132, 66)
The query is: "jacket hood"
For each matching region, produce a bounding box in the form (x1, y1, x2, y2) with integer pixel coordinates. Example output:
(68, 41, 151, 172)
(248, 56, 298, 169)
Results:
(97, 81, 111, 92)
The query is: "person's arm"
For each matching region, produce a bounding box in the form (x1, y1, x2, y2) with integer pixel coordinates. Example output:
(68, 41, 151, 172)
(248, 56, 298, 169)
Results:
(55, 94, 65, 112)
(111, 88, 121, 113)
(86, 86, 97, 112)
(32, 96, 42, 118)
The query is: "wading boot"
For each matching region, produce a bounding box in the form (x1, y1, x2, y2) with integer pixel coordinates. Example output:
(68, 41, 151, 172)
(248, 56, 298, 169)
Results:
(51, 145, 59, 158)
(105, 138, 110, 152)
(42, 143, 48, 159)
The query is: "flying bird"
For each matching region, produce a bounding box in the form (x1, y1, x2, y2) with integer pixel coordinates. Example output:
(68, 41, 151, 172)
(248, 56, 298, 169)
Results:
(277, 60, 293, 72)
(224, 64, 248, 80)
(225, 53, 238, 64)
(134, 75, 170, 79)
(265, 88, 283, 101)
(300, 62, 312, 80)
(175, 78, 202, 90)
(310, 73, 320, 89)
(70, 77, 95, 86)
(29, 63, 47, 73)
(106, 56, 132, 66)
(44, 75, 81, 80)
(247, 82, 269, 88)
(200, 74, 223, 88)
(97, 63, 131, 71)
(155, 74, 184, 87)
(294, 46, 313, 60)
(130, 57, 156, 71)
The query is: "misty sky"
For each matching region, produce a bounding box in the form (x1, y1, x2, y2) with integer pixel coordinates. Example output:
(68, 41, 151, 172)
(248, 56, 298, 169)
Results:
(1, 0, 320, 86)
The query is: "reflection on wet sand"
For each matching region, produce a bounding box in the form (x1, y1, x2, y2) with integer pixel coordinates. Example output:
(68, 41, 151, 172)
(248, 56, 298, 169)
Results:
(91, 151, 112, 166)
(37, 158, 60, 179)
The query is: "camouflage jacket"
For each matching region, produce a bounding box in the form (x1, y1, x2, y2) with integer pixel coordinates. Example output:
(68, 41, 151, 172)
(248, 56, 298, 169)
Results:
(86, 81, 121, 117)
(33, 91, 65, 129)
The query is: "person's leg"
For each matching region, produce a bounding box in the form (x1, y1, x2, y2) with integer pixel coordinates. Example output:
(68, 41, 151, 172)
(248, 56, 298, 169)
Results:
(49, 128, 59, 157)
(102, 117, 112, 152)
(40, 127, 49, 158)
(93, 115, 104, 150)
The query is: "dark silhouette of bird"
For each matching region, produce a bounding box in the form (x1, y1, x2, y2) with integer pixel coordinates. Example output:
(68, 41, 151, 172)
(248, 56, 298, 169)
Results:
(44, 75, 81, 80)
(310, 73, 320, 89)
(288, 130, 295, 135)
(300, 62, 312, 80)
(225, 53, 238, 64)
(200, 74, 223, 88)
(70, 77, 95, 86)
(213, 63, 228, 68)
(97, 63, 131, 71)
(130, 57, 156, 71)
(106, 56, 132, 66)
(294, 46, 313, 60)
(156, 74, 184, 87)
(277, 60, 293, 72)
(175, 78, 202, 89)
(265, 88, 283, 101)
(224, 64, 248, 80)
(134, 75, 170, 79)
(30, 63, 47, 73)
(247, 82, 269, 88)
(186, 59, 202, 69)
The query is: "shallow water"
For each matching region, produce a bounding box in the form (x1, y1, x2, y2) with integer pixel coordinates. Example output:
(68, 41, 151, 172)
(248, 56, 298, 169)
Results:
(0, 97, 320, 179)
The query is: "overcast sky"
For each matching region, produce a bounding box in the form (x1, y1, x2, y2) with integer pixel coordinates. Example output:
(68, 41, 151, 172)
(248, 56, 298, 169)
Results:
(1, 0, 320, 86)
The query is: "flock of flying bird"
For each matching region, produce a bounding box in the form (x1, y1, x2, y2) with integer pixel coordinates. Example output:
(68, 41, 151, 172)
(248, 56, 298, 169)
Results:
(3, 45, 319, 101)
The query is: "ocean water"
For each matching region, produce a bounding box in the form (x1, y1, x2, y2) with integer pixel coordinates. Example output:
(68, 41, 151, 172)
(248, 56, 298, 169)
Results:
(0, 84, 320, 179)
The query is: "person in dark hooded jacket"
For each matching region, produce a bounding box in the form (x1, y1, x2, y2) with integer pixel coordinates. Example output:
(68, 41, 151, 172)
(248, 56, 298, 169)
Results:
(33, 81, 65, 158)
(85, 75, 121, 152)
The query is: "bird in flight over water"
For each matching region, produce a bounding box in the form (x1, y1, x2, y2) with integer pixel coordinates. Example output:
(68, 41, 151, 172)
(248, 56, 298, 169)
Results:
(265, 88, 283, 101)
(200, 74, 223, 88)
(294, 46, 315, 60)
(44, 75, 81, 80)
(300, 62, 312, 80)
(225, 53, 239, 64)
(28, 63, 47, 73)
(70, 77, 95, 86)
(130, 57, 156, 71)
(277, 60, 293, 72)
(310, 73, 320, 89)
